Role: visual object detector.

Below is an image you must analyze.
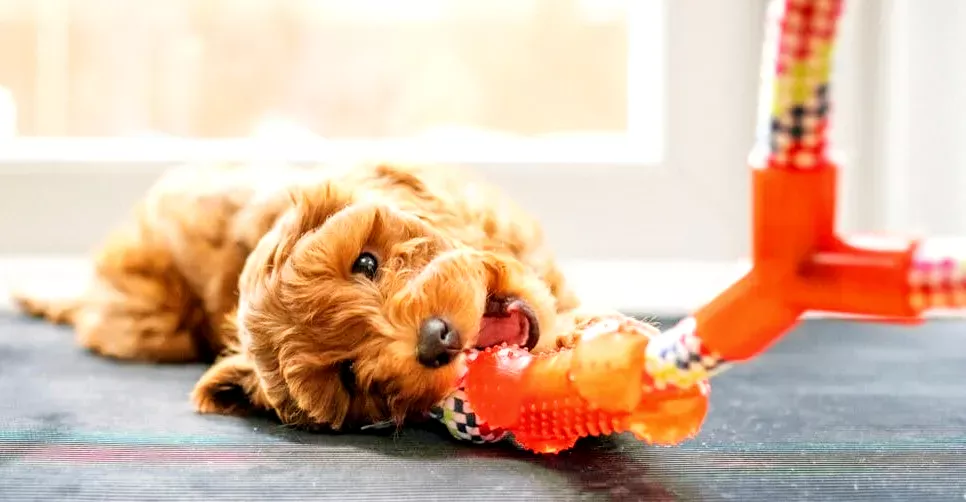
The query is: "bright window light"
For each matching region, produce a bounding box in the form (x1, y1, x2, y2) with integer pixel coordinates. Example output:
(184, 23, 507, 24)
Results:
(0, 0, 665, 164)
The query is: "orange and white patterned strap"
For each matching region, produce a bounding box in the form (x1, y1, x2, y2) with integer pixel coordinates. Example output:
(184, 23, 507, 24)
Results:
(755, 0, 844, 170)
(908, 238, 966, 311)
(644, 317, 726, 391)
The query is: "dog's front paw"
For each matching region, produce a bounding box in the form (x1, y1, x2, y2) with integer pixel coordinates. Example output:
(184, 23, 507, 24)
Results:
(551, 308, 614, 349)
(553, 309, 660, 350)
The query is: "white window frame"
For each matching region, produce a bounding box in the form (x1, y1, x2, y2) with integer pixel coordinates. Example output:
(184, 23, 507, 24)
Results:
(0, 0, 665, 166)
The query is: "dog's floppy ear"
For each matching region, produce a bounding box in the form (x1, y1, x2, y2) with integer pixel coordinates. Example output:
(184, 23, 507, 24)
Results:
(191, 353, 271, 416)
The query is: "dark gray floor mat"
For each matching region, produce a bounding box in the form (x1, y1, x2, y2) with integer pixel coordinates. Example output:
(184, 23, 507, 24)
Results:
(1, 314, 965, 501)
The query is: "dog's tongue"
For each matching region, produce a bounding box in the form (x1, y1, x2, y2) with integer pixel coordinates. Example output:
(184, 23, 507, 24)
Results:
(477, 310, 529, 348)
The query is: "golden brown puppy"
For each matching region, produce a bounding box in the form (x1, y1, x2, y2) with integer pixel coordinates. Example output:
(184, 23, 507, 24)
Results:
(14, 161, 584, 430)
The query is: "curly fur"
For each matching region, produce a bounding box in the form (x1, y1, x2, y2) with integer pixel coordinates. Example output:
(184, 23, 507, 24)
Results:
(13, 161, 586, 430)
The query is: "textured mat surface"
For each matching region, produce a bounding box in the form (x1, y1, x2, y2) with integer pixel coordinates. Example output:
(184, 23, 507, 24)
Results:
(1, 314, 965, 501)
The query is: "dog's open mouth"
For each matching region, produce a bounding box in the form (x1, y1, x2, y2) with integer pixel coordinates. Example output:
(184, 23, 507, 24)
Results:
(474, 296, 540, 351)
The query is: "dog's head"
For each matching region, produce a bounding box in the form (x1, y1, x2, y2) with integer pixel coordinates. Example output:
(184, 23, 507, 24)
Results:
(192, 179, 558, 430)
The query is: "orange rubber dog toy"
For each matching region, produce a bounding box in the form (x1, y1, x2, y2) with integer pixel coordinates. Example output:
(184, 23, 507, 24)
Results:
(429, 313, 709, 453)
(463, 315, 709, 453)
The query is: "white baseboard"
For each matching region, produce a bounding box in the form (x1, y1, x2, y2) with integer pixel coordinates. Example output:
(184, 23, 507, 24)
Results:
(0, 256, 747, 316)
(3, 256, 964, 320)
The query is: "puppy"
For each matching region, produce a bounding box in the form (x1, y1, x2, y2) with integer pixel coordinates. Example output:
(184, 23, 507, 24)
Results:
(14, 161, 584, 430)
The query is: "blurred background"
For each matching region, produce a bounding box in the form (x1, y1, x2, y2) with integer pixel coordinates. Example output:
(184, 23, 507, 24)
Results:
(0, 0, 964, 314)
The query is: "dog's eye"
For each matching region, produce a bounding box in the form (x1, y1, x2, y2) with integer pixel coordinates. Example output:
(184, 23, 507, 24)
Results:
(351, 252, 379, 280)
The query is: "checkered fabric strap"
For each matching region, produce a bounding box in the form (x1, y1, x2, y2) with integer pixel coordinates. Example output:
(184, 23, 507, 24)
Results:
(908, 238, 966, 311)
(429, 389, 509, 444)
(643, 316, 727, 391)
(754, 0, 843, 170)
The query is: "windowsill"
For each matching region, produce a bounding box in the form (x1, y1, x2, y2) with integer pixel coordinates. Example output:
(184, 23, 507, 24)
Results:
(0, 135, 661, 167)
(3, 256, 963, 320)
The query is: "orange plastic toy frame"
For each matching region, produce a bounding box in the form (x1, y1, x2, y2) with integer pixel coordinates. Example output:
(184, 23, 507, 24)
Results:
(694, 0, 962, 365)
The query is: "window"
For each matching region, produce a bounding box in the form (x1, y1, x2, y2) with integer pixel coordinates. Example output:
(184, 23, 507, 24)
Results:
(0, 0, 663, 163)
(0, 0, 777, 315)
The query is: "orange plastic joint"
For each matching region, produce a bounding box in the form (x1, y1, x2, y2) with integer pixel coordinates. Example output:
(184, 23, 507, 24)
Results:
(693, 162, 919, 362)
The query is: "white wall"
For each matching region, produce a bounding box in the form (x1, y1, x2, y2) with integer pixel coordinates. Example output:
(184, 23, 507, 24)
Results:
(891, 0, 966, 235)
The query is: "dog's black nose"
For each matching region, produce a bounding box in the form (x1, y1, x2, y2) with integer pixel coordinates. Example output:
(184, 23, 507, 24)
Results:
(417, 317, 462, 368)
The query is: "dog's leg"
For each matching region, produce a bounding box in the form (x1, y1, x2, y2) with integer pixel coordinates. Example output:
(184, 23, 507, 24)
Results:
(13, 292, 82, 325)
(15, 224, 210, 363)
(82, 222, 212, 363)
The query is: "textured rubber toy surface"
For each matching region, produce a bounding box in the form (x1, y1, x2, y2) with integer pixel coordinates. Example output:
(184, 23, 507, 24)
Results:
(463, 315, 710, 453)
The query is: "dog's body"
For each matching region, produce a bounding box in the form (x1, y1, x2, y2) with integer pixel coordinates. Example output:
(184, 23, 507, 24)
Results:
(16, 161, 585, 430)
